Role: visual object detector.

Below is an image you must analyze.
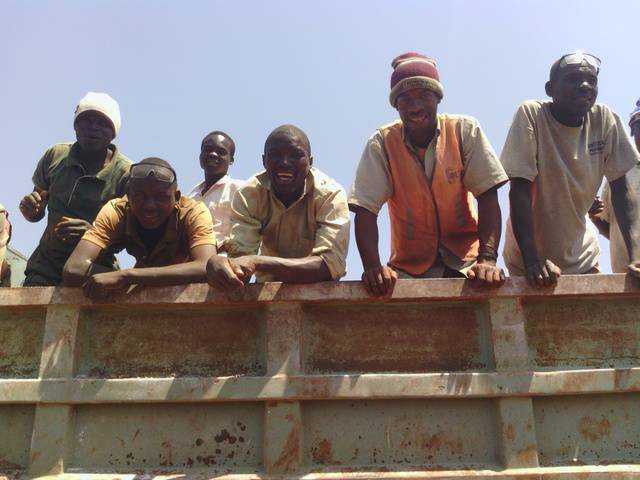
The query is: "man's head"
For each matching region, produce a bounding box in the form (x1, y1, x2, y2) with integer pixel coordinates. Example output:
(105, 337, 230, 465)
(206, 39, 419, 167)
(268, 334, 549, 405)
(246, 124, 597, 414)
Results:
(545, 52, 600, 120)
(389, 53, 443, 142)
(630, 99, 640, 152)
(200, 131, 235, 179)
(128, 157, 179, 230)
(262, 125, 312, 204)
(74, 92, 121, 153)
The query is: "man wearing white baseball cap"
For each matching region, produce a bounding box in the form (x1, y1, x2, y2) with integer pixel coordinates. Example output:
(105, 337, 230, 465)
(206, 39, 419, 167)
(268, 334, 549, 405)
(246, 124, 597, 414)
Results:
(20, 92, 131, 286)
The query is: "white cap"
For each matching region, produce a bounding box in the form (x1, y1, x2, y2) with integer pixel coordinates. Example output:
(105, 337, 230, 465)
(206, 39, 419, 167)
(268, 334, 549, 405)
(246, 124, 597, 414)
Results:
(74, 92, 121, 137)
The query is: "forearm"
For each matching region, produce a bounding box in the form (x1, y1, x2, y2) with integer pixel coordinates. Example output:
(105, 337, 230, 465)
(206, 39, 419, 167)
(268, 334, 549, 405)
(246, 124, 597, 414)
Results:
(353, 207, 382, 269)
(509, 179, 540, 265)
(251, 255, 331, 283)
(122, 260, 209, 287)
(476, 186, 501, 263)
(63, 258, 113, 286)
(610, 175, 640, 260)
(590, 217, 610, 239)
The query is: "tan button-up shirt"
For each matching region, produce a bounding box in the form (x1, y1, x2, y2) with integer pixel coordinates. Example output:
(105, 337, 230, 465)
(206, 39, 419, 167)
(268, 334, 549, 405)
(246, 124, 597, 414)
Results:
(227, 168, 350, 282)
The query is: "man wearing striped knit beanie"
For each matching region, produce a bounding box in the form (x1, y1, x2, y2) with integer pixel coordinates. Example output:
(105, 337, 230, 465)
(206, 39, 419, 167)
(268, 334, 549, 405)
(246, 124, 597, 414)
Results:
(348, 53, 508, 295)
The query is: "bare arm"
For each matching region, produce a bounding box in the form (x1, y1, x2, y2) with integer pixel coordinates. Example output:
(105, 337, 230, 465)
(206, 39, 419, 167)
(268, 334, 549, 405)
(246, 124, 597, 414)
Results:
(351, 205, 397, 296)
(588, 196, 610, 239)
(509, 178, 560, 286)
(610, 174, 640, 275)
(245, 254, 331, 283)
(62, 239, 115, 286)
(468, 186, 505, 286)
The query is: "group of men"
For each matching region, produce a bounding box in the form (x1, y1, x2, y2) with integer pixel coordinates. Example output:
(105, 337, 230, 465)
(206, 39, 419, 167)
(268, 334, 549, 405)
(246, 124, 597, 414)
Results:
(4, 51, 640, 299)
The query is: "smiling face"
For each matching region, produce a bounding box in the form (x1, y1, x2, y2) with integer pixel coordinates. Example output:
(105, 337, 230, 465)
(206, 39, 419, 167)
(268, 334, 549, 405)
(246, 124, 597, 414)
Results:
(262, 131, 312, 206)
(128, 177, 178, 230)
(199, 133, 234, 179)
(74, 111, 114, 153)
(546, 65, 598, 124)
(395, 88, 440, 147)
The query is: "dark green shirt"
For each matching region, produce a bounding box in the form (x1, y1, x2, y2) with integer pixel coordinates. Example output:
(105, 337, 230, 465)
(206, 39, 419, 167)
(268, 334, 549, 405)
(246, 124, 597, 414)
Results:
(24, 143, 131, 286)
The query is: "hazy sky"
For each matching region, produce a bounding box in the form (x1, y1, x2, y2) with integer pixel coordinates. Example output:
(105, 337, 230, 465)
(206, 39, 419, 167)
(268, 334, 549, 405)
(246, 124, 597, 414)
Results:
(2, 0, 638, 278)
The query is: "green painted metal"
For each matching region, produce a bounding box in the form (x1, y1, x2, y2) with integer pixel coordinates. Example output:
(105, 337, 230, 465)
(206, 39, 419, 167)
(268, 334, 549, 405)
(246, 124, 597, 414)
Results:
(0, 276, 639, 479)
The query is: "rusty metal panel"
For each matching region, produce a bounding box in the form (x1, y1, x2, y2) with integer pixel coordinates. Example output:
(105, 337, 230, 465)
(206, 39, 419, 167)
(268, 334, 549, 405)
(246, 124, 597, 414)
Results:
(0, 309, 45, 378)
(525, 298, 640, 371)
(0, 405, 34, 470)
(304, 399, 498, 469)
(534, 393, 640, 466)
(67, 403, 263, 473)
(75, 305, 265, 378)
(304, 302, 492, 373)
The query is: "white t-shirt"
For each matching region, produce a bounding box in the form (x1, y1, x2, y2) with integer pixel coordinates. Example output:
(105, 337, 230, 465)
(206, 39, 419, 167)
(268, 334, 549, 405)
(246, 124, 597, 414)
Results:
(187, 175, 243, 251)
(500, 100, 639, 275)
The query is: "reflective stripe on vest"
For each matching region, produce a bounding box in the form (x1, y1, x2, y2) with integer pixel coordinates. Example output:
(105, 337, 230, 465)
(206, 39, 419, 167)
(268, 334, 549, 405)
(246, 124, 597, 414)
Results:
(381, 117, 479, 275)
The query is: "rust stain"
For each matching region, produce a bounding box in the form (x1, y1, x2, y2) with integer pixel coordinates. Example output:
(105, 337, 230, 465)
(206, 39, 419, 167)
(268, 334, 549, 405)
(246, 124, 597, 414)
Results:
(273, 426, 300, 470)
(422, 431, 463, 454)
(505, 424, 515, 442)
(517, 445, 538, 463)
(311, 438, 338, 465)
(305, 304, 485, 373)
(299, 377, 331, 398)
(578, 416, 611, 442)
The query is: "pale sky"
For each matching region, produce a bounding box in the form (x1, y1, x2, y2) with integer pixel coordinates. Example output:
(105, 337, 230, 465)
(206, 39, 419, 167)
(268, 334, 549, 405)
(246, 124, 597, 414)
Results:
(2, 0, 639, 278)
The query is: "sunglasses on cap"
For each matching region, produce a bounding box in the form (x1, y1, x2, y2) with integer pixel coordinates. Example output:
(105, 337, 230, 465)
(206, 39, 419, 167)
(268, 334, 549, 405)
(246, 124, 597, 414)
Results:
(130, 162, 177, 184)
(552, 52, 601, 77)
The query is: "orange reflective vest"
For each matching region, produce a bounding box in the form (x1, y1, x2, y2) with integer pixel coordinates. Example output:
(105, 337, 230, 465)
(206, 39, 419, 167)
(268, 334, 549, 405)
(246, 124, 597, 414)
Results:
(381, 117, 479, 275)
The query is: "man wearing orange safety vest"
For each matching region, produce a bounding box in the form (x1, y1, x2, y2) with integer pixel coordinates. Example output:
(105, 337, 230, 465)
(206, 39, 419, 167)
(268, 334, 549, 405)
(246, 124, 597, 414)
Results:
(349, 53, 509, 296)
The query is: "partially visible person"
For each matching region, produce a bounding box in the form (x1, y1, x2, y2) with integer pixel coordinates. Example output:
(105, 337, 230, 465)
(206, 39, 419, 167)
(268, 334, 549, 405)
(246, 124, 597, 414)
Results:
(207, 125, 349, 290)
(0, 204, 11, 287)
(502, 52, 640, 286)
(63, 158, 216, 299)
(349, 52, 508, 297)
(589, 98, 640, 272)
(20, 92, 131, 286)
(187, 131, 243, 253)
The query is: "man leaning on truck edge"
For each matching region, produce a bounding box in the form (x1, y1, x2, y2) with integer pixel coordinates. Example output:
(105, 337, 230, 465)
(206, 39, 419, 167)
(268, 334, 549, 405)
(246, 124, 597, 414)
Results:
(501, 52, 640, 286)
(349, 52, 508, 296)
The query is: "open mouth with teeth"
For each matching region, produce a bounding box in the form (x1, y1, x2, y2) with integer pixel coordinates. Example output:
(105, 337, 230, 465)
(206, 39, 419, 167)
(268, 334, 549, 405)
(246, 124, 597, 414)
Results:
(274, 172, 296, 183)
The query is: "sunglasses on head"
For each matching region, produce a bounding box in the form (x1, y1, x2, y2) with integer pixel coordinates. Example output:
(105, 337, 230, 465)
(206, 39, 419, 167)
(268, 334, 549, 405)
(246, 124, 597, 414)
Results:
(130, 162, 177, 184)
(554, 52, 601, 77)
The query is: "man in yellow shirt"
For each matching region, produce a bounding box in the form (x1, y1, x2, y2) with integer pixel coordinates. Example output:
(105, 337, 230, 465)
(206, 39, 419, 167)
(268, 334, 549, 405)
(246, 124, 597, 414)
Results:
(207, 125, 350, 289)
(63, 158, 216, 299)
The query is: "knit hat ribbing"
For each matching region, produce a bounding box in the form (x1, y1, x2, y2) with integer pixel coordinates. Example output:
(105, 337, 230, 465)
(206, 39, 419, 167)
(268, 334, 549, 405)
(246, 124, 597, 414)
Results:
(389, 53, 444, 107)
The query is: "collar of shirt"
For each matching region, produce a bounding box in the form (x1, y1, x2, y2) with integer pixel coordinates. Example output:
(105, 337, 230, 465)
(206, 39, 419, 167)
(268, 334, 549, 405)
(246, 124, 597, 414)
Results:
(257, 169, 316, 209)
(67, 142, 122, 182)
(190, 174, 232, 198)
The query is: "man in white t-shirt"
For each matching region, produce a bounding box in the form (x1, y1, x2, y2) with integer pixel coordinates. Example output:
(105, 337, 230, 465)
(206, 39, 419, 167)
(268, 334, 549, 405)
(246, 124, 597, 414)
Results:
(501, 52, 640, 286)
(589, 99, 640, 272)
(188, 131, 243, 253)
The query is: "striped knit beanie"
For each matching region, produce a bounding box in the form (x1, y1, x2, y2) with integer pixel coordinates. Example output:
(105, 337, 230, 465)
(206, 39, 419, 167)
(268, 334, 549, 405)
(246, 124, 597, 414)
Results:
(389, 53, 444, 107)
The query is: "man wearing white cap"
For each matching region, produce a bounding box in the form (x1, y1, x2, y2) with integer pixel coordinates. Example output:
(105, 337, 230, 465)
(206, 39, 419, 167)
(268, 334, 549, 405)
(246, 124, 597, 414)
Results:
(19, 92, 131, 286)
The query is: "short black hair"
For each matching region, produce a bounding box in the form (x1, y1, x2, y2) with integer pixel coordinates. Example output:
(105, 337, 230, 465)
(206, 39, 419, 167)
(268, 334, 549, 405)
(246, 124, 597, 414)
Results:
(264, 124, 311, 155)
(201, 130, 236, 156)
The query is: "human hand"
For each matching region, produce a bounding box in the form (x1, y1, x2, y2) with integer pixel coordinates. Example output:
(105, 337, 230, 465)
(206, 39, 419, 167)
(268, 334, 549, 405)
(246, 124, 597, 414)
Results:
(525, 259, 561, 287)
(361, 264, 398, 296)
(206, 255, 246, 291)
(627, 261, 640, 278)
(83, 271, 130, 300)
(232, 255, 258, 281)
(588, 196, 605, 221)
(19, 190, 48, 221)
(54, 217, 92, 243)
(467, 260, 505, 287)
